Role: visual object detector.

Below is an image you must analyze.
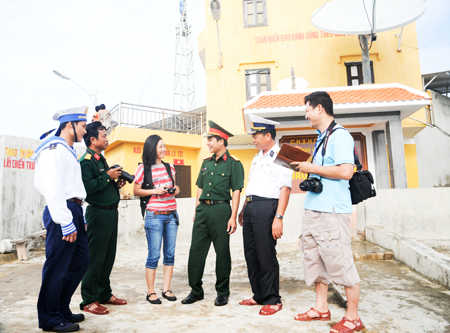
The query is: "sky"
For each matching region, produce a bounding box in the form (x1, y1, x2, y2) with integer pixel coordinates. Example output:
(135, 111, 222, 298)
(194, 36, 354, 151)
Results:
(0, 0, 449, 140)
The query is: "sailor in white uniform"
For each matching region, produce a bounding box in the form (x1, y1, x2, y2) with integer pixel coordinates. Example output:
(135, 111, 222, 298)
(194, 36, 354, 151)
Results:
(31, 106, 89, 333)
(238, 115, 293, 316)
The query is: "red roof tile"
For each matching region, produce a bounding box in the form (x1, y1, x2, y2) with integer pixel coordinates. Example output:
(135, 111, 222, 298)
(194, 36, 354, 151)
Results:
(245, 87, 431, 109)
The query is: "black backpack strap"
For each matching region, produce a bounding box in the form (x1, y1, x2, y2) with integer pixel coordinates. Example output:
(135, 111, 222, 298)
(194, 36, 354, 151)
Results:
(142, 163, 153, 190)
(162, 161, 175, 186)
(140, 163, 153, 218)
(353, 147, 363, 171)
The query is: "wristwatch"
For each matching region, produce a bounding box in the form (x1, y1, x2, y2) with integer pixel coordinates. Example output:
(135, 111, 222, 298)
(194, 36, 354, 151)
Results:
(275, 214, 283, 220)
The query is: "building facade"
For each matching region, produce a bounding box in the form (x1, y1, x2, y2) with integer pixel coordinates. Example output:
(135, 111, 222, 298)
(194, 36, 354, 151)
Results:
(198, 0, 428, 190)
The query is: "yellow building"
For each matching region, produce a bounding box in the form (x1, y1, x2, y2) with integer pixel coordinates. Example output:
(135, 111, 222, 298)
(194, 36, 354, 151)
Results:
(198, 0, 429, 190)
(105, 1, 430, 196)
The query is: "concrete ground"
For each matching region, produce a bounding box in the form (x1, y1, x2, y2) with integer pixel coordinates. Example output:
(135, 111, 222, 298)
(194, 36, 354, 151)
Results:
(1, 241, 450, 333)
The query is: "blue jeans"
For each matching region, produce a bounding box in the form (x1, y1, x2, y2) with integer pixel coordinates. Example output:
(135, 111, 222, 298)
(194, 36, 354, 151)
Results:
(144, 211, 179, 269)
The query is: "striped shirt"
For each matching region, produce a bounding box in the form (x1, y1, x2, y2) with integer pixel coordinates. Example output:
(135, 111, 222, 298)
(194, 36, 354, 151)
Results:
(134, 163, 177, 211)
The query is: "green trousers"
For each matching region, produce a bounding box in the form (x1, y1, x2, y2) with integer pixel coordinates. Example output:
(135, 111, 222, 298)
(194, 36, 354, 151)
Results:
(80, 206, 118, 309)
(187, 202, 231, 296)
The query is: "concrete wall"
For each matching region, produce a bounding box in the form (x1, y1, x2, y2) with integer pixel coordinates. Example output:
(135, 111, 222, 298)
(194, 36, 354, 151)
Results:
(117, 193, 308, 248)
(415, 92, 450, 188)
(0, 135, 87, 242)
(0, 136, 46, 240)
(357, 188, 450, 240)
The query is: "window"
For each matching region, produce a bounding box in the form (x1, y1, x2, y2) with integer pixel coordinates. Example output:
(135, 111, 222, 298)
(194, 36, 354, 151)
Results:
(245, 68, 271, 100)
(345, 61, 374, 86)
(243, 0, 267, 28)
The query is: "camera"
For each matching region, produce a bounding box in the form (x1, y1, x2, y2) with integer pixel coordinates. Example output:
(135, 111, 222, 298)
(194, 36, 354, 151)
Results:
(299, 177, 323, 193)
(109, 164, 135, 184)
(164, 187, 176, 195)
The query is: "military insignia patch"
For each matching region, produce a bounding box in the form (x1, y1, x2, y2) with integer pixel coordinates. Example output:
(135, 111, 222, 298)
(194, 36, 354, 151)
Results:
(270, 150, 274, 157)
(94, 153, 100, 160)
(49, 143, 57, 150)
(230, 154, 240, 161)
(85, 154, 92, 160)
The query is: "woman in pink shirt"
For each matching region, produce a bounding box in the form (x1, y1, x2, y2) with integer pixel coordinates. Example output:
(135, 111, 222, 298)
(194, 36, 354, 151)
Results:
(134, 135, 180, 304)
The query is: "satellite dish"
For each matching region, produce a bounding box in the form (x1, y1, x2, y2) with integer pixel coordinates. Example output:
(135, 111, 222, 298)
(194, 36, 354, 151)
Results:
(277, 77, 309, 91)
(311, 0, 426, 35)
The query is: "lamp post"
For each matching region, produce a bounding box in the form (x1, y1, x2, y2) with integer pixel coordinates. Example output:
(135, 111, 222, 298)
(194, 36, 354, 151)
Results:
(210, 0, 222, 68)
(53, 70, 97, 106)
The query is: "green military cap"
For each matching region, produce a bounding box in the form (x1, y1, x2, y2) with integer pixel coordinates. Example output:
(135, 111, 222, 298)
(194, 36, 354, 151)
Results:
(204, 120, 234, 140)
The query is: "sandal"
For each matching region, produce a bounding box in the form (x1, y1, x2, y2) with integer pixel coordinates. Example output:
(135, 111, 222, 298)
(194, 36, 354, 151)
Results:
(82, 302, 109, 315)
(102, 294, 127, 305)
(330, 317, 364, 333)
(259, 303, 282, 316)
(239, 298, 260, 306)
(162, 290, 177, 301)
(295, 307, 331, 321)
(146, 293, 162, 304)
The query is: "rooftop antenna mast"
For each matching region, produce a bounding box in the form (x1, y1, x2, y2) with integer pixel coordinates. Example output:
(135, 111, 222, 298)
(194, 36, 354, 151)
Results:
(311, 0, 426, 85)
(173, 0, 196, 111)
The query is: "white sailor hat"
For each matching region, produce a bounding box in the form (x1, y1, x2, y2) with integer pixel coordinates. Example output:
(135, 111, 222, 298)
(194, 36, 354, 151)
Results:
(40, 106, 88, 139)
(248, 114, 280, 134)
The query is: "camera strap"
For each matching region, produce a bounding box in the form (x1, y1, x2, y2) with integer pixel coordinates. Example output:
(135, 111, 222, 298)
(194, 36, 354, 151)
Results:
(307, 120, 337, 180)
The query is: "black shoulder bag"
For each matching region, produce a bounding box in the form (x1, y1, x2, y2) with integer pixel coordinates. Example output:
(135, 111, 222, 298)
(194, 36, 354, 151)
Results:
(348, 148, 376, 205)
(140, 162, 174, 218)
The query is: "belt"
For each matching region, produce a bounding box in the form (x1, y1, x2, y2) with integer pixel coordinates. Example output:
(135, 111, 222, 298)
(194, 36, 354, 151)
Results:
(67, 198, 83, 206)
(90, 203, 119, 210)
(152, 211, 176, 215)
(200, 200, 229, 205)
(246, 195, 278, 203)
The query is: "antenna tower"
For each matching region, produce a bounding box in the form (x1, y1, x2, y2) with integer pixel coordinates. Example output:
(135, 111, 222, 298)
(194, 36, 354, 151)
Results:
(173, 0, 196, 111)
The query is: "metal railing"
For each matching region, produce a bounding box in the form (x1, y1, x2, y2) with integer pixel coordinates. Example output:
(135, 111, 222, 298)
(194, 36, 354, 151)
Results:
(100, 102, 205, 135)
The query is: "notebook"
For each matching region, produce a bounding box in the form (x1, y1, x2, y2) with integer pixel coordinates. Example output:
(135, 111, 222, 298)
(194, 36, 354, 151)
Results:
(274, 144, 310, 171)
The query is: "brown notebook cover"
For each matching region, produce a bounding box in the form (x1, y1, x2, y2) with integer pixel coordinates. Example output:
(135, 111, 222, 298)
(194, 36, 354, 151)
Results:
(274, 144, 310, 171)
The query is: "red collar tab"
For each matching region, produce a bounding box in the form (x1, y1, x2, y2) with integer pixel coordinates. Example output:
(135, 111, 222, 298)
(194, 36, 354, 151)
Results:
(223, 153, 227, 161)
(94, 153, 101, 161)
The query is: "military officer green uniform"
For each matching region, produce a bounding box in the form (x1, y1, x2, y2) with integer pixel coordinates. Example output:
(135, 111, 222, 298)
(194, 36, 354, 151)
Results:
(79, 122, 126, 313)
(182, 121, 244, 306)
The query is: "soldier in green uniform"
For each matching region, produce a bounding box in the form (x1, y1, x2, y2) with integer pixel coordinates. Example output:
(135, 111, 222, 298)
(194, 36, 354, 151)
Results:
(79, 121, 127, 315)
(181, 121, 244, 307)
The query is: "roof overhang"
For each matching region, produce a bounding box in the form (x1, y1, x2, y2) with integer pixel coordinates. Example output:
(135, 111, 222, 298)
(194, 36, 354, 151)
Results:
(422, 70, 450, 95)
(242, 83, 431, 132)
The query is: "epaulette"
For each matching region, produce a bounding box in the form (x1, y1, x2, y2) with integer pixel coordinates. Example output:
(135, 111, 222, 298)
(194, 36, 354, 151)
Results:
(203, 155, 211, 161)
(230, 154, 240, 161)
(254, 152, 258, 157)
(84, 153, 92, 161)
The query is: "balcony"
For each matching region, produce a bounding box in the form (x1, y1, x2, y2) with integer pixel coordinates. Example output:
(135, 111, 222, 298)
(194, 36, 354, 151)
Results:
(100, 102, 205, 135)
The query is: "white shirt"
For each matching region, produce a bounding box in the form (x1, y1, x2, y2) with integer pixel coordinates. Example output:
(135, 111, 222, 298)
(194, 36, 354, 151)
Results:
(34, 143, 86, 232)
(245, 143, 293, 199)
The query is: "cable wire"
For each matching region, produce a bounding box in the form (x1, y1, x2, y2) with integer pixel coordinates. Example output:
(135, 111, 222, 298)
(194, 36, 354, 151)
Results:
(360, 0, 375, 52)
(137, 5, 179, 104)
(311, 0, 331, 20)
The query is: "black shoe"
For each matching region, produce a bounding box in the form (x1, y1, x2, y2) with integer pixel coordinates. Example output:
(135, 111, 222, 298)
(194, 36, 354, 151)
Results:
(146, 293, 162, 304)
(214, 295, 229, 306)
(43, 322, 79, 332)
(162, 290, 177, 301)
(64, 314, 84, 324)
(181, 293, 204, 304)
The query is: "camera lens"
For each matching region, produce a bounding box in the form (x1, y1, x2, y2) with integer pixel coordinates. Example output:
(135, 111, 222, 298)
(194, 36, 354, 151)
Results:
(120, 170, 135, 184)
(299, 180, 310, 191)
